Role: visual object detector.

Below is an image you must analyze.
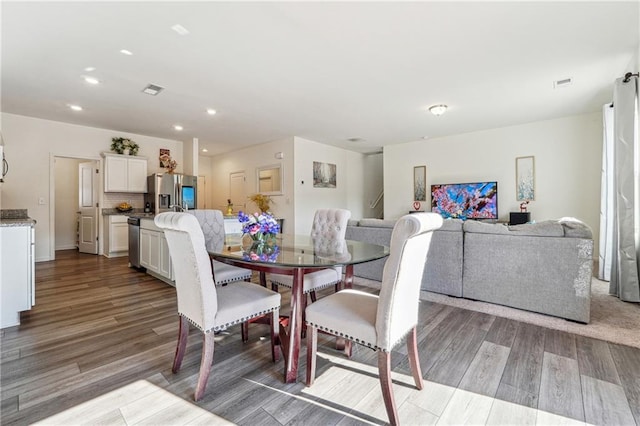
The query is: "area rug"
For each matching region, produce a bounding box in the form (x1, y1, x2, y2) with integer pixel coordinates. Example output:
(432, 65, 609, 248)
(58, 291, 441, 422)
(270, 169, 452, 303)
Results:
(353, 276, 640, 349)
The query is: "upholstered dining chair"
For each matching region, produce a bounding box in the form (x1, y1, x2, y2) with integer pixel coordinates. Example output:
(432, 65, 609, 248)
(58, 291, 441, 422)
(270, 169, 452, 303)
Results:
(188, 209, 253, 286)
(269, 208, 351, 300)
(305, 213, 443, 426)
(155, 212, 281, 401)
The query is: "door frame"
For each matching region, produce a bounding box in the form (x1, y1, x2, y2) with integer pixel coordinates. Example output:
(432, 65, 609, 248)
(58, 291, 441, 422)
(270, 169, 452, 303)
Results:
(49, 153, 102, 261)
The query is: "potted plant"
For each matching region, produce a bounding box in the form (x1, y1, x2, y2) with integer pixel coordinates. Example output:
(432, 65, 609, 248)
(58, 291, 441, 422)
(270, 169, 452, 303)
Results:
(111, 137, 139, 155)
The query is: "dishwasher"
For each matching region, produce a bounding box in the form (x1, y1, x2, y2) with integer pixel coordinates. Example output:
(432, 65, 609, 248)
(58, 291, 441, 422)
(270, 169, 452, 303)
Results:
(127, 217, 142, 268)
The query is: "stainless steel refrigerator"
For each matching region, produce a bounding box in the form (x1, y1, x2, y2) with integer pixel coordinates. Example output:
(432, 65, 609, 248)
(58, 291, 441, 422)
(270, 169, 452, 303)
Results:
(144, 173, 197, 214)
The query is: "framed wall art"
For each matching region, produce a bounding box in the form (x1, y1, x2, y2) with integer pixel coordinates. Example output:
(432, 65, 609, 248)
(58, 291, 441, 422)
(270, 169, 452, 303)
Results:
(413, 165, 426, 201)
(516, 156, 535, 201)
(313, 161, 337, 188)
(159, 148, 170, 167)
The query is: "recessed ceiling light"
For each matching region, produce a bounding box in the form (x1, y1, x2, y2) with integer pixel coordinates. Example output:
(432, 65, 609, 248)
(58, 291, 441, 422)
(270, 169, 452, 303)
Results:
(84, 66, 96, 72)
(173, 125, 183, 131)
(69, 104, 83, 111)
(428, 104, 448, 116)
(201, 148, 208, 152)
(171, 24, 190, 35)
(422, 136, 430, 140)
(83, 76, 100, 85)
(206, 108, 217, 115)
(120, 49, 133, 56)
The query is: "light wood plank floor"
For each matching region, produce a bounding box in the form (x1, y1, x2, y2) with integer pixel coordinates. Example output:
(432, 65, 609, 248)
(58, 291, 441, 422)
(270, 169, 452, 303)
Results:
(1, 250, 639, 425)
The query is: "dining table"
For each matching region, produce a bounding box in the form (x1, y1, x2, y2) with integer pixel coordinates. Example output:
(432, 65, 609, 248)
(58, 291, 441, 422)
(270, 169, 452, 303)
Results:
(208, 234, 390, 383)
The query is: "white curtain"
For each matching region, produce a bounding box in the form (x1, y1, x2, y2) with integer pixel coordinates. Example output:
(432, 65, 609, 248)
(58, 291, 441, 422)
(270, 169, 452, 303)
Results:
(599, 104, 614, 281)
(600, 75, 640, 302)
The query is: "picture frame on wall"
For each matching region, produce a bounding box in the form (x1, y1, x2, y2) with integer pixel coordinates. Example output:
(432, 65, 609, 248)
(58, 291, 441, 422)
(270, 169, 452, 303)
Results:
(516, 156, 535, 201)
(414, 165, 426, 201)
(313, 161, 337, 188)
(159, 148, 170, 168)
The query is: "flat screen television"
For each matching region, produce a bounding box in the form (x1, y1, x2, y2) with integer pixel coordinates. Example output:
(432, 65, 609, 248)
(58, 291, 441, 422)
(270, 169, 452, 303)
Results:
(431, 181, 498, 220)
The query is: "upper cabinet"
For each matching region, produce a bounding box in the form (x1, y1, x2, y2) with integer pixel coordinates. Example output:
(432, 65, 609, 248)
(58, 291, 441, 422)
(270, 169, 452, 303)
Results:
(102, 153, 148, 193)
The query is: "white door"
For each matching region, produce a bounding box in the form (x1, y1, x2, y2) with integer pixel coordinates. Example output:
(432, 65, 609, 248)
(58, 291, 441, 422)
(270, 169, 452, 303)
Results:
(78, 161, 99, 254)
(229, 171, 246, 213)
(197, 175, 206, 209)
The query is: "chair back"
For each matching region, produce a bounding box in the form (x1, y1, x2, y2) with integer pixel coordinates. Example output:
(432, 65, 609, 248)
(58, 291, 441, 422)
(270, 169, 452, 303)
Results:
(155, 212, 218, 332)
(188, 209, 225, 252)
(311, 209, 351, 255)
(376, 213, 443, 350)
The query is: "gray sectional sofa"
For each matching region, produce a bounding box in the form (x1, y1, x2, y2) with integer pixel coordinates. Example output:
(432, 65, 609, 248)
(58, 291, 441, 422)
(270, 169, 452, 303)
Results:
(345, 217, 594, 323)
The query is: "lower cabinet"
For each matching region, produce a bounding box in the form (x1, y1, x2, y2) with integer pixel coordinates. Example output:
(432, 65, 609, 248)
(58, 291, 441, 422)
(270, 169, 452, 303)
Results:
(1, 225, 35, 328)
(140, 220, 174, 284)
(105, 215, 128, 258)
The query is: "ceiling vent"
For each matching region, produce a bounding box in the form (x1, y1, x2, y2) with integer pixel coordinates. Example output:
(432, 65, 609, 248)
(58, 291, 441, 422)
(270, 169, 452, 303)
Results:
(142, 84, 164, 96)
(347, 137, 365, 143)
(553, 78, 572, 89)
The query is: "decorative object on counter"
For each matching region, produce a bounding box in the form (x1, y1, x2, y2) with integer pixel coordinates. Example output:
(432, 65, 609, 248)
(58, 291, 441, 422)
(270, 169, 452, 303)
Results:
(413, 201, 421, 211)
(238, 211, 280, 243)
(248, 193, 273, 213)
(159, 148, 170, 167)
(116, 202, 133, 212)
(159, 152, 177, 174)
(110, 137, 139, 156)
(520, 200, 530, 212)
(226, 199, 233, 215)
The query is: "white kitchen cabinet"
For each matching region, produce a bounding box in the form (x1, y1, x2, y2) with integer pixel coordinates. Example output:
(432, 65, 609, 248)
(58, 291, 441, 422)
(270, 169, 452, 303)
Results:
(102, 153, 148, 193)
(140, 219, 173, 284)
(1, 225, 35, 328)
(104, 215, 128, 258)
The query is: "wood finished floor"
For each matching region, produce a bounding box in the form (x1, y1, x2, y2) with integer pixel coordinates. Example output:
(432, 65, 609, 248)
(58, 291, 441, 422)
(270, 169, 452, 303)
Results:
(1, 250, 639, 425)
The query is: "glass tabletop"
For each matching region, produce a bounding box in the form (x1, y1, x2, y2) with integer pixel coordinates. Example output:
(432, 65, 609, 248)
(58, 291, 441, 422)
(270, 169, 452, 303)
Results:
(209, 234, 389, 268)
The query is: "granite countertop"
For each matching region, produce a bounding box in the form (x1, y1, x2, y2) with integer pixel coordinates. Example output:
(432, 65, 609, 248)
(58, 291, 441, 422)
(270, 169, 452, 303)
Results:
(102, 208, 152, 216)
(0, 209, 36, 227)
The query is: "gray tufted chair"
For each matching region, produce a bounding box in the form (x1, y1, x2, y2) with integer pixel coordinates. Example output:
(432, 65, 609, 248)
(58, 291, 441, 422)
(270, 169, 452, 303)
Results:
(155, 212, 281, 401)
(270, 209, 351, 299)
(188, 210, 253, 285)
(305, 213, 443, 426)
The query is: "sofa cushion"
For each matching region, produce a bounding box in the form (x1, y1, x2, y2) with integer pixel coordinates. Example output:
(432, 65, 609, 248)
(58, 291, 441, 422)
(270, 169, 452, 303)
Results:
(440, 218, 464, 231)
(347, 219, 360, 227)
(558, 217, 593, 238)
(463, 220, 564, 237)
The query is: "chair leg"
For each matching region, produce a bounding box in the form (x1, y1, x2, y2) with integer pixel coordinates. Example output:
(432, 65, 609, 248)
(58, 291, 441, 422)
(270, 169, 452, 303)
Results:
(310, 291, 317, 303)
(194, 332, 215, 401)
(407, 327, 424, 390)
(306, 325, 318, 386)
(301, 294, 308, 339)
(172, 316, 189, 374)
(241, 321, 249, 343)
(270, 309, 281, 363)
(378, 351, 399, 426)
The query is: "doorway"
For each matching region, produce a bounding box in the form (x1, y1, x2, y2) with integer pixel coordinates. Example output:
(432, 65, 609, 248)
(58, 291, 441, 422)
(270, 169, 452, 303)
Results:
(229, 171, 246, 213)
(50, 155, 101, 260)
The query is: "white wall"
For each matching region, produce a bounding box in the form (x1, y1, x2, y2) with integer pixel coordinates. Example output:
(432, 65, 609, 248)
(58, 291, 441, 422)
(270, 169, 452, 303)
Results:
(198, 155, 214, 209)
(54, 157, 81, 250)
(209, 137, 295, 232)
(293, 137, 366, 234)
(385, 112, 603, 249)
(1, 113, 183, 261)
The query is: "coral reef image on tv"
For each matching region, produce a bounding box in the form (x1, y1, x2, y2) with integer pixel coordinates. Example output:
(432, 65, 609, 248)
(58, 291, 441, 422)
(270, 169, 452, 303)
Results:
(431, 181, 498, 220)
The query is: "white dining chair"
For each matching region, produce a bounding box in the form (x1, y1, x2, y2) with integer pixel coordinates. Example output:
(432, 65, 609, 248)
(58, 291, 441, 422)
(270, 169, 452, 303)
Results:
(305, 213, 443, 425)
(155, 212, 281, 401)
(269, 208, 351, 300)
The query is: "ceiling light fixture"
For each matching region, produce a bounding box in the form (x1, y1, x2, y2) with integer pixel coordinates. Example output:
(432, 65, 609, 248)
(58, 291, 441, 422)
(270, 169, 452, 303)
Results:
(173, 125, 183, 131)
(206, 109, 217, 115)
(83, 76, 100, 85)
(171, 24, 190, 35)
(142, 84, 164, 96)
(84, 66, 96, 72)
(120, 49, 133, 56)
(429, 105, 448, 116)
(202, 148, 208, 153)
(69, 104, 83, 111)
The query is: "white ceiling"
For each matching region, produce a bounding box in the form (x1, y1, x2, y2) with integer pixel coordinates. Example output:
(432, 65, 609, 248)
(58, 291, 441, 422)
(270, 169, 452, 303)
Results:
(2, 2, 638, 156)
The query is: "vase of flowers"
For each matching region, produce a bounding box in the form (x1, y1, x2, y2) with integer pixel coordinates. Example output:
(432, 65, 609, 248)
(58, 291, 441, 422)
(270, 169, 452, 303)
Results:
(242, 239, 280, 263)
(248, 193, 273, 214)
(159, 153, 177, 173)
(111, 137, 139, 155)
(238, 211, 280, 242)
